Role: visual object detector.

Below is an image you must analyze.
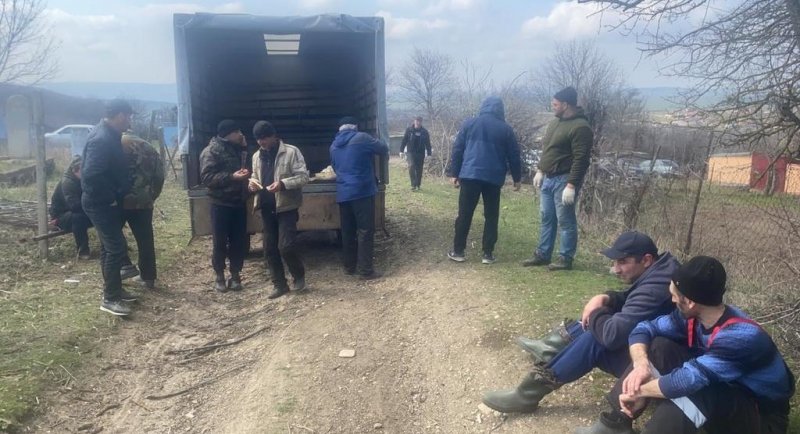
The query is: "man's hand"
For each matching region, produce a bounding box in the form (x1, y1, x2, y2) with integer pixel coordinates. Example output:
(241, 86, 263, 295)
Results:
(533, 170, 544, 189)
(450, 177, 460, 187)
(513, 182, 521, 191)
(562, 184, 576, 205)
(266, 181, 283, 193)
(248, 179, 262, 192)
(580, 294, 609, 329)
(623, 362, 654, 396)
(232, 169, 250, 181)
(618, 392, 647, 419)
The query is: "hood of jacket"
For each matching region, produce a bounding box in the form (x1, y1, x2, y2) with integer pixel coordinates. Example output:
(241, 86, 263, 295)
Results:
(332, 129, 358, 149)
(479, 96, 505, 121)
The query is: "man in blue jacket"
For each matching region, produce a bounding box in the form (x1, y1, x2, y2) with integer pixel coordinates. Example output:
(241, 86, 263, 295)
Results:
(482, 231, 679, 414)
(330, 116, 388, 280)
(81, 99, 136, 316)
(447, 96, 522, 264)
(577, 256, 794, 434)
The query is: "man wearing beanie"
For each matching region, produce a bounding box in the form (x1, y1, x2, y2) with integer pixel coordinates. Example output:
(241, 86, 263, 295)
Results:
(200, 119, 251, 292)
(482, 231, 678, 414)
(523, 86, 592, 271)
(578, 256, 795, 434)
(329, 116, 388, 280)
(248, 120, 309, 299)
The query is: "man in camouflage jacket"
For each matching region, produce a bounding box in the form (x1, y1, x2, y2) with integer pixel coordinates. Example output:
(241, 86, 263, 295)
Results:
(121, 131, 165, 289)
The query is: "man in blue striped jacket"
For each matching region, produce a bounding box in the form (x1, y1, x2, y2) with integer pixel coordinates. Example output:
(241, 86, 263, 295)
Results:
(577, 256, 795, 434)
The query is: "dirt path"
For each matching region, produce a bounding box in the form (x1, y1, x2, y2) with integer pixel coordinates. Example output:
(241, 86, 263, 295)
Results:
(23, 207, 608, 434)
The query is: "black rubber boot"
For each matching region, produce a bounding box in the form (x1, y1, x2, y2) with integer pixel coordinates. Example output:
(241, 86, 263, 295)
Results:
(516, 319, 576, 364)
(481, 368, 561, 413)
(574, 411, 636, 434)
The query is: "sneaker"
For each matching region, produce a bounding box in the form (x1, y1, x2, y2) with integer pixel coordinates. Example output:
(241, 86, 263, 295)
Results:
(227, 277, 243, 291)
(100, 299, 131, 316)
(77, 249, 91, 260)
(481, 253, 496, 264)
(447, 251, 466, 262)
(120, 265, 140, 280)
(293, 276, 307, 292)
(548, 256, 573, 271)
(119, 289, 138, 302)
(359, 271, 383, 281)
(133, 276, 155, 289)
(521, 254, 550, 267)
(213, 275, 227, 293)
(267, 286, 290, 299)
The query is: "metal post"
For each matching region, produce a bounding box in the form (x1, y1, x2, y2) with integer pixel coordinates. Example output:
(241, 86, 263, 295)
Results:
(32, 92, 48, 258)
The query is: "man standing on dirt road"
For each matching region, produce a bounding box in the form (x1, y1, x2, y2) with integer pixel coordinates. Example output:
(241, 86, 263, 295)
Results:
(577, 256, 794, 434)
(200, 120, 251, 293)
(248, 121, 309, 299)
(330, 116, 388, 280)
(446, 96, 522, 265)
(482, 231, 680, 415)
(81, 99, 136, 316)
(522, 86, 592, 271)
(400, 115, 432, 191)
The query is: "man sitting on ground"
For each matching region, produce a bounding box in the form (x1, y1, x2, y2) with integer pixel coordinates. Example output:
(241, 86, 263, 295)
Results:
(577, 256, 794, 434)
(482, 231, 679, 413)
(50, 156, 93, 259)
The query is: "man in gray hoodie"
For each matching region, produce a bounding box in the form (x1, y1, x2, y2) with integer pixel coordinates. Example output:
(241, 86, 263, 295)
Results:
(482, 231, 679, 414)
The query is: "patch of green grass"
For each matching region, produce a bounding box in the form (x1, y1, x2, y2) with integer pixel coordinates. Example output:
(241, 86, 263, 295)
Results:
(0, 177, 190, 431)
(275, 396, 297, 414)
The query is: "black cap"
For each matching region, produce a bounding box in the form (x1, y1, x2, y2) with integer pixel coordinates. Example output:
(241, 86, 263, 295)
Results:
(672, 256, 727, 306)
(338, 116, 359, 127)
(601, 231, 658, 260)
(253, 120, 277, 139)
(217, 119, 240, 138)
(553, 86, 578, 107)
(105, 99, 135, 117)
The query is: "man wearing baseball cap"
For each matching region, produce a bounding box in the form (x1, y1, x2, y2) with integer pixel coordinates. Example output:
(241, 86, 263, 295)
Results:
(482, 231, 679, 414)
(578, 256, 795, 434)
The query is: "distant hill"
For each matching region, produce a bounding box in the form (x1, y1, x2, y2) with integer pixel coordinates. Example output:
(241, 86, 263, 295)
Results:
(0, 83, 105, 133)
(39, 82, 177, 105)
(637, 87, 724, 112)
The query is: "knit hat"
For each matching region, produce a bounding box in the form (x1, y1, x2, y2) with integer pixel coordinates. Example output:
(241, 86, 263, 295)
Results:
(671, 256, 727, 306)
(338, 116, 359, 127)
(601, 231, 658, 260)
(105, 99, 135, 117)
(253, 120, 277, 139)
(553, 87, 578, 107)
(217, 119, 240, 138)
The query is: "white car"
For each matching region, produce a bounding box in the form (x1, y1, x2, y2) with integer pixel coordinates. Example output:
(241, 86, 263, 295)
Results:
(44, 124, 94, 148)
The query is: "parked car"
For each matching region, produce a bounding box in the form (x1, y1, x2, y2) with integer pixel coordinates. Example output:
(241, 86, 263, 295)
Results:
(636, 159, 681, 178)
(44, 124, 94, 148)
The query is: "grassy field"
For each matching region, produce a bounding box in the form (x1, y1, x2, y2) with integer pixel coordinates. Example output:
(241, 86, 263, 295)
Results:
(0, 160, 796, 431)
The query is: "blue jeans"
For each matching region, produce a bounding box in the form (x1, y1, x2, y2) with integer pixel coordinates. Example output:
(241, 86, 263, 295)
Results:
(546, 321, 630, 383)
(536, 174, 578, 260)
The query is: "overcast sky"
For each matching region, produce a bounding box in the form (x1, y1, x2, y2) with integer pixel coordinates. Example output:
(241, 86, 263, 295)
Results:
(42, 0, 691, 88)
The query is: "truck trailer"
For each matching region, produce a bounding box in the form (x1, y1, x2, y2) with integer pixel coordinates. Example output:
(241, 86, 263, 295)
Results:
(173, 13, 388, 237)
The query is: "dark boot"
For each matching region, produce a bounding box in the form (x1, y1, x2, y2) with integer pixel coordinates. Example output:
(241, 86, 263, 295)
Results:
(213, 273, 227, 293)
(574, 411, 636, 434)
(481, 368, 561, 413)
(268, 285, 290, 299)
(548, 255, 573, 271)
(521, 253, 550, 267)
(227, 272, 243, 291)
(516, 318, 576, 364)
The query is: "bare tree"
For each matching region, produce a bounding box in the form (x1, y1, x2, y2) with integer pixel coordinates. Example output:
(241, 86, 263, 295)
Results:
(0, 0, 58, 84)
(397, 47, 456, 121)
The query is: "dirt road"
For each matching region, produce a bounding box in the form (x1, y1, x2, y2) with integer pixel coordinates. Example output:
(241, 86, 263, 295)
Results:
(22, 205, 608, 434)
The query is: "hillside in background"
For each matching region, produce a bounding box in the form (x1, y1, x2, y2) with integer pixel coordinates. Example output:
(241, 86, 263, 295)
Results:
(39, 82, 177, 105)
(0, 83, 106, 133)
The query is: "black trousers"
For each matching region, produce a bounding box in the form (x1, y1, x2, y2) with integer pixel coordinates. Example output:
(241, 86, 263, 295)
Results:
(210, 204, 247, 275)
(56, 211, 92, 255)
(606, 337, 789, 434)
(82, 200, 126, 301)
(339, 195, 375, 275)
(122, 208, 157, 281)
(452, 178, 501, 255)
(408, 153, 425, 188)
(261, 207, 304, 289)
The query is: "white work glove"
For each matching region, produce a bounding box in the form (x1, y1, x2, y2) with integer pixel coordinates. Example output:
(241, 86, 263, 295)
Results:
(562, 185, 576, 205)
(533, 170, 544, 189)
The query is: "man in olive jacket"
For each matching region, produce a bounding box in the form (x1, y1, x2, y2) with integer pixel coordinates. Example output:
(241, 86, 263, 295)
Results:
(200, 120, 251, 292)
(248, 121, 309, 299)
(50, 156, 93, 259)
(523, 86, 592, 271)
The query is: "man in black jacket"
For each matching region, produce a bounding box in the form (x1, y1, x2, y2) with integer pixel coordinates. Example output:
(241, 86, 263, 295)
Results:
(81, 99, 136, 316)
(50, 156, 92, 259)
(481, 231, 680, 414)
(400, 116, 431, 191)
